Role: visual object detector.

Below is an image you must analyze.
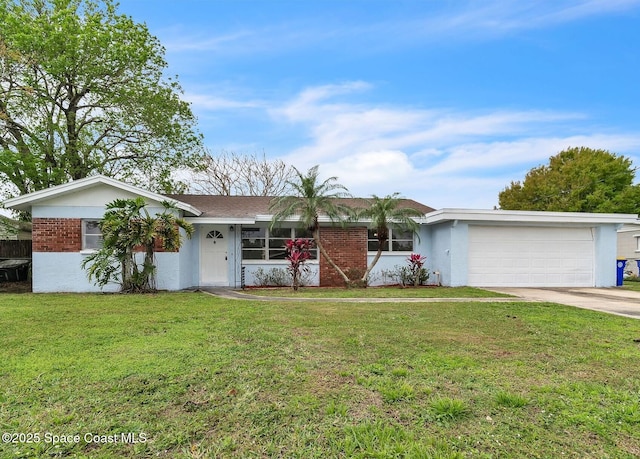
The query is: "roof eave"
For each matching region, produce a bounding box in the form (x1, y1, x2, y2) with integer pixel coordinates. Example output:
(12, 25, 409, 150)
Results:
(424, 208, 640, 225)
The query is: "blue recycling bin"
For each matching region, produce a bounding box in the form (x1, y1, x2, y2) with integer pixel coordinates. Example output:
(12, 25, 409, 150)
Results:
(616, 258, 627, 286)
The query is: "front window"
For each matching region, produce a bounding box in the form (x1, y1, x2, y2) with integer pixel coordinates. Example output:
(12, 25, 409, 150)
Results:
(368, 228, 414, 252)
(242, 227, 317, 260)
(269, 227, 291, 260)
(392, 228, 414, 252)
(241, 227, 266, 260)
(82, 220, 103, 250)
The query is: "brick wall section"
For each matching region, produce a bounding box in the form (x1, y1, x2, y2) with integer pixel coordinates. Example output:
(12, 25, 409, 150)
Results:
(134, 238, 173, 253)
(32, 218, 82, 252)
(318, 226, 368, 287)
(32, 218, 176, 253)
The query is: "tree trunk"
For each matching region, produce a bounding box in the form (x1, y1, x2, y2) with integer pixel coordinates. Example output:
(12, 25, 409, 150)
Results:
(361, 236, 388, 283)
(313, 228, 351, 286)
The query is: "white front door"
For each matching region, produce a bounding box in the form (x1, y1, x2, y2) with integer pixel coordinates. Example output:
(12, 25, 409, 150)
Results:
(200, 226, 229, 286)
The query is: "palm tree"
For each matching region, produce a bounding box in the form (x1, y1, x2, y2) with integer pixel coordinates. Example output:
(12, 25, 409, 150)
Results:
(270, 165, 354, 285)
(357, 193, 424, 283)
(83, 197, 193, 292)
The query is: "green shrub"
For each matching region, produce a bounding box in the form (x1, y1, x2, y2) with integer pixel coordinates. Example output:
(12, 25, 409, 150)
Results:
(252, 267, 315, 287)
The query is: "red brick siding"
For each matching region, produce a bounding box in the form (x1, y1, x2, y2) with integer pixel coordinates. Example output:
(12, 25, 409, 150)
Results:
(32, 218, 177, 253)
(318, 227, 367, 287)
(32, 218, 82, 252)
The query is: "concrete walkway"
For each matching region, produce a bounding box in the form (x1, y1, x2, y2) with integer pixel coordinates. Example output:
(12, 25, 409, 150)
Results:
(199, 287, 528, 303)
(200, 287, 640, 319)
(486, 287, 640, 319)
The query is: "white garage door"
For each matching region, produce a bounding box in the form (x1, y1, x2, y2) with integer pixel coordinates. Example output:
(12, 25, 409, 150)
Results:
(468, 226, 595, 287)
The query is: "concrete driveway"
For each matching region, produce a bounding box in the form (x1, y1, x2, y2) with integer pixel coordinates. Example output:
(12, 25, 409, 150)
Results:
(487, 287, 640, 319)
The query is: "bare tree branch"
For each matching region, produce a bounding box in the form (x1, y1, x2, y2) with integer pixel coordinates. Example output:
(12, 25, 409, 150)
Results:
(192, 150, 295, 196)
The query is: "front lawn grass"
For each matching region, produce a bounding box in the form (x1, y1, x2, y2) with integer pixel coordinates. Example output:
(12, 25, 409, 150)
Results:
(623, 279, 640, 292)
(241, 285, 510, 298)
(1, 293, 640, 458)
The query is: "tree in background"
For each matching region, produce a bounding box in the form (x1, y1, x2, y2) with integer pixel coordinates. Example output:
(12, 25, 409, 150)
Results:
(82, 197, 193, 292)
(0, 0, 203, 199)
(355, 193, 423, 283)
(192, 150, 294, 196)
(499, 147, 640, 214)
(270, 165, 354, 286)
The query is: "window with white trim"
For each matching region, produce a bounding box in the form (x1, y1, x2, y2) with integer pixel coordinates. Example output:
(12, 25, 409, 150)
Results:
(368, 228, 414, 252)
(242, 227, 317, 260)
(82, 220, 103, 250)
(635, 234, 640, 252)
(392, 228, 414, 252)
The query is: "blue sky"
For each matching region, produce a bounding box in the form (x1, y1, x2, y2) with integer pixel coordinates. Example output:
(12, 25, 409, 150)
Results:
(117, 0, 640, 209)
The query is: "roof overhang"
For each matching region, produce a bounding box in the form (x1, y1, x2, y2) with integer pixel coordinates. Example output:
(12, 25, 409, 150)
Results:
(185, 217, 256, 225)
(3, 175, 202, 217)
(424, 208, 640, 226)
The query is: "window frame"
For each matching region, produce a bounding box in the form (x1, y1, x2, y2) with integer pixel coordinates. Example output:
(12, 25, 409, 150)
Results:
(241, 226, 318, 261)
(81, 219, 103, 252)
(367, 227, 415, 253)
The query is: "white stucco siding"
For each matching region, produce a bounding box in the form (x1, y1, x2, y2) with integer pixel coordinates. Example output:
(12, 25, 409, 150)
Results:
(467, 225, 595, 287)
(594, 225, 619, 287)
(33, 252, 186, 293)
(367, 255, 409, 286)
(33, 252, 118, 293)
(241, 262, 320, 287)
(429, 223, 453, 287)
(154, 252, 185, 290)
(178, 231, 198, 289)
(39, 184, 143, 207)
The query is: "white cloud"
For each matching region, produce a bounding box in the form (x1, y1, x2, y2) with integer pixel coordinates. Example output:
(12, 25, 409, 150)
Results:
(323, 150, 415, 188)
(427, 134, 640, 176)
(162, 29, 256, 53)
(272, 82, 640, 208)
(185, 92, 264, 111)
(277, 82, 586, 166)
(157, 1, 640, 59)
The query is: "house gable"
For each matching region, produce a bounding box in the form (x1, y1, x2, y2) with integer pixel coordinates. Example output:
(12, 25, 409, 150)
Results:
(4, 175, 201, 217)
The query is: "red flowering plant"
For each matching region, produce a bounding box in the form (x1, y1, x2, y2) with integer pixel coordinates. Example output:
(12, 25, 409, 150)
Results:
(404, 253, 429, 287)
(285, 238, 315, 291)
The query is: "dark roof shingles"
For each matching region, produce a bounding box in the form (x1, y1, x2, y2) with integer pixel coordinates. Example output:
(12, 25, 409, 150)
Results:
(164, 194, 434, 219)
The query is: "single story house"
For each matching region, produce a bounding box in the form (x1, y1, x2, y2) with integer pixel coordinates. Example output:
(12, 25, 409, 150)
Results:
(617, 223, 640, 277)
(3, 175, 639, 292)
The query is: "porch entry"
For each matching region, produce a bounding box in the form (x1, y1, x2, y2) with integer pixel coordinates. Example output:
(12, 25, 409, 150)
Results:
(200, 225, 229, 286)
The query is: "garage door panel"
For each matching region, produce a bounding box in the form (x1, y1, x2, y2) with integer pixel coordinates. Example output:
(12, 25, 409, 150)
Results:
(468, 226, 594, 287)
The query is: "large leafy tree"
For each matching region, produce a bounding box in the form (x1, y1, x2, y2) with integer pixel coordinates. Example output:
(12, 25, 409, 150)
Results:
(82, 197, 193, 292)
(499, 147, 640, 213)
(0, 0, 203, 198)
(270, 165, 354, 286)
(356, 193, 423, 283)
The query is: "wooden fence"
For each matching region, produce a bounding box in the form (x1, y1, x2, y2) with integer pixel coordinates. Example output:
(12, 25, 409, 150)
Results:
(0, 240, 32, 258)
